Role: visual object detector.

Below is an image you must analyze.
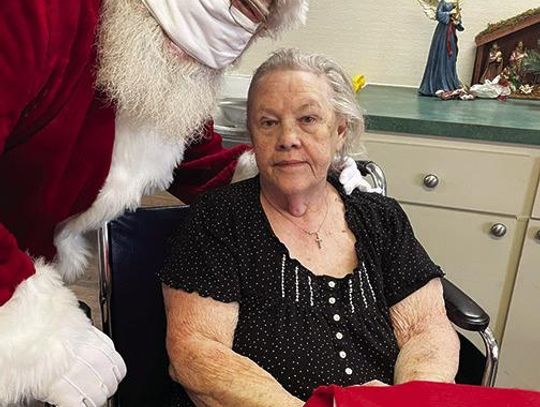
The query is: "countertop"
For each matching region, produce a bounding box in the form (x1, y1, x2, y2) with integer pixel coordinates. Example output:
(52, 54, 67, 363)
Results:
(357, 85, 540, 146)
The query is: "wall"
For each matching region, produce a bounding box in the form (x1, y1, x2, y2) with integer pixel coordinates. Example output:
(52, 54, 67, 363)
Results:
(232, 0, 538, 88)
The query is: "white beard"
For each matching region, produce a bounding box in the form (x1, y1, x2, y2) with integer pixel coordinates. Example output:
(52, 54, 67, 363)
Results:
(95, 0, 222, 144)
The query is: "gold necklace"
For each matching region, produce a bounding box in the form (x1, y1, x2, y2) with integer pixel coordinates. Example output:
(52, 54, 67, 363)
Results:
(261, 189, 329, 249)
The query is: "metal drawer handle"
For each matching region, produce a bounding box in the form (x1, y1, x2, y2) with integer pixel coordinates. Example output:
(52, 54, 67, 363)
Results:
(423, 174, 439, 189)
(490, 223, 507, 238)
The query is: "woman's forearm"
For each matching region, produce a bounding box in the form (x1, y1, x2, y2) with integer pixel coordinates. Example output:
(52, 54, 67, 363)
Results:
(169, 336, 304, 407)
(393, 319, 459, 384)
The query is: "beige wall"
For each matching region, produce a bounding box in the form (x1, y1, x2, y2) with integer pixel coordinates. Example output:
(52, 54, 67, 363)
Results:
(232, 0, 538, 87)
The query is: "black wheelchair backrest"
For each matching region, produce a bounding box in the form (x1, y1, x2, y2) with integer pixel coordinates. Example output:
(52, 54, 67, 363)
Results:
(99, 205, 191, 406)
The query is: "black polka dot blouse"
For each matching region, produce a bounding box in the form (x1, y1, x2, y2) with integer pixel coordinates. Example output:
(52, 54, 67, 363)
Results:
(159, 175, 443, 406)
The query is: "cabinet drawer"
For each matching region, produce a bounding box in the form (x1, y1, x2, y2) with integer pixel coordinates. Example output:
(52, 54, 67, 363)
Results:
(365, 139, 536, 216)
(400, 203, 526, 345)
(497, 220, 540, 390)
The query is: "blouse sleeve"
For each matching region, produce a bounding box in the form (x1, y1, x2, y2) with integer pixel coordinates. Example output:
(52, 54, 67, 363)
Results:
(158, 196, 241, 303)
(381, 199, 444, 306)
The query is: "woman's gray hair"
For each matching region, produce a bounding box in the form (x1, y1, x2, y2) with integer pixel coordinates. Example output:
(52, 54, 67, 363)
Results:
(247, 48, 365, 170)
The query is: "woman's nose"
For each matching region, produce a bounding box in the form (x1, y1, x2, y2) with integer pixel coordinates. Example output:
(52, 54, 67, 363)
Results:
(277, 123, 301, 150)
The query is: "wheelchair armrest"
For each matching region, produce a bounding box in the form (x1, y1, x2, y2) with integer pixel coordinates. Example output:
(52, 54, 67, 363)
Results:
(355, 160, 372, 177)
(442, 279, 490, 332)
(355, 160, 387, 196)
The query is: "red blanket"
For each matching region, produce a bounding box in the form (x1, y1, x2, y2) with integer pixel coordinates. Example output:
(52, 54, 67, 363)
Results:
(305, 381, 540, 407)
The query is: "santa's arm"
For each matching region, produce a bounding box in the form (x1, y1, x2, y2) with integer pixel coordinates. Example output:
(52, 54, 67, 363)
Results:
(0, 11, 64, 402)
(168, 121, 253, 203)
(0, 224, 127, 405)
(0, 3, 126, 403)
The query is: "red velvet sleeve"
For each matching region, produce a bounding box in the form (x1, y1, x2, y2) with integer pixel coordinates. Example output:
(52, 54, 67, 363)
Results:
(0, 0, 50, 152)
(0, 224, 35, 306)
(0, 0, 51, 304)
(168, 121, 251, 203)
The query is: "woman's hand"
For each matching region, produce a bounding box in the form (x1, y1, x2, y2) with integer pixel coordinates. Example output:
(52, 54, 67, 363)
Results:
(360, 380, 389, 387)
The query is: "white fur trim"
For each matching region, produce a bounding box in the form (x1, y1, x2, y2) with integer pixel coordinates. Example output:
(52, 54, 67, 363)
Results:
(54, 112, 185, 283)
(231, 149, 259, 183)
(0, 260, 91, 405)
(262, 0, 309, 38)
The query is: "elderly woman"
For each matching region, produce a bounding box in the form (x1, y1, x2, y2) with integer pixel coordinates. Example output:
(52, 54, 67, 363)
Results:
(159, 49, 460, 406)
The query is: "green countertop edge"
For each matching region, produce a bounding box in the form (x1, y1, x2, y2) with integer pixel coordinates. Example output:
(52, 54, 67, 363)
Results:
(358, 85, 540, 147)
(365, 115, 540, 146)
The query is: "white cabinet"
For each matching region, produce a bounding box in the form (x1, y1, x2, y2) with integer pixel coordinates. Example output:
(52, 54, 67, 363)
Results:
(497, 220, 540, 390)
(401, 203, 526, 345)
(363, 132, 540, 389)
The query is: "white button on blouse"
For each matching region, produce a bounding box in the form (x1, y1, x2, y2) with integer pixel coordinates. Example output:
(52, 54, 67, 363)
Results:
(333, 314, 340, 322)
(345, 368, 353, 375)
(328, 297, 336, 304)
(336, 332, 343, 340)
(328, 281, 336, 288)
(339, 351, 347, 359)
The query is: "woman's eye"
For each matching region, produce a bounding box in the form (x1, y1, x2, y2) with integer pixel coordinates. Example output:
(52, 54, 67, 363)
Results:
(300, 115, 317, 124)
(260, 119, 277, 128)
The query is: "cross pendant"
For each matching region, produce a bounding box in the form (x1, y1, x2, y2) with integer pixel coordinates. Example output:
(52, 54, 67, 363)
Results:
(314, 233, 323, 249)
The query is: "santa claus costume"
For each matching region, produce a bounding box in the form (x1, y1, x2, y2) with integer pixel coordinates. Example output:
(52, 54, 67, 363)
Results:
(0, 0, 309, 405)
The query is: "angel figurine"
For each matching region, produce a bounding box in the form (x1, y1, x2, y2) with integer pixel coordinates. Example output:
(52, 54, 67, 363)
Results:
(418, 0, 465, 96)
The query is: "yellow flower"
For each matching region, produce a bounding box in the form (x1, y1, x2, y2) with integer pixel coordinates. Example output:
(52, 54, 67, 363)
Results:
(352, 74, 366, 93)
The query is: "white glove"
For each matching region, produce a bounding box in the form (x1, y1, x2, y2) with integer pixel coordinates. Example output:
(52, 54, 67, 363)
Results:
(338, 157, 383, 195)
(43, 327, 127, 407)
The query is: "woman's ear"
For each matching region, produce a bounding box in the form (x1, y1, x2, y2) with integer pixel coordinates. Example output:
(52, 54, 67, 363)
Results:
(336, 116, 347, 144)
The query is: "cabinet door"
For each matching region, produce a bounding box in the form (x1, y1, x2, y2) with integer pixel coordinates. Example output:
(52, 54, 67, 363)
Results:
(533, 183, 540, 220)
(400, 203, 525, 346)
(497, 220, 540, 390)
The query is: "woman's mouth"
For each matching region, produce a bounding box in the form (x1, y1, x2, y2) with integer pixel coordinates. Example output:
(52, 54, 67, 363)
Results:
(276, 160, 305, 167)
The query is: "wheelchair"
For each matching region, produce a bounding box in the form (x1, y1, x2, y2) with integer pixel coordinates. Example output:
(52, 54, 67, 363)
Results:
(97, 161, 499, 406)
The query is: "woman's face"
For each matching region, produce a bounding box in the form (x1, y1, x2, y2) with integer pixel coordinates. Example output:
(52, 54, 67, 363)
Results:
(248, 69, 346, 195)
